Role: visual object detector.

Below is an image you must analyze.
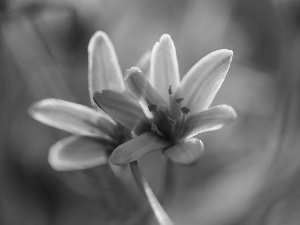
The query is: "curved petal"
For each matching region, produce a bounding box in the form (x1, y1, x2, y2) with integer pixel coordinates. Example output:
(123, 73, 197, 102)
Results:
(110, 132, 170, 165)
(48, 136, 109, 171)
(135, 50, 151, 78)
(124, 67, 166, 107)
(93, 90, 150, 134)
(88, 31, 124, 107)
(29, 99, 115, 138)
(149, 34, 180, 104)
(163, 138, 204, 165)
(175, 49, 233, 114)
(181, 105, 237, 140)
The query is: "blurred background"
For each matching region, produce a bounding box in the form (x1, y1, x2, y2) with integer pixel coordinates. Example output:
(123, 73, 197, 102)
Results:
(1, 0, 300, 224)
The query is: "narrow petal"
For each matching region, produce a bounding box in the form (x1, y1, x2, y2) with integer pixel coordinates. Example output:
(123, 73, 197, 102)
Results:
(29, 99, 115, 138)
(149, 34, 180, 104)
(175, 49, 233, 114)
(135, 50, 151, 78)
(49, 136, 109, 170)
(110, 132, 170, 165)
(124, 67, 166, 107)
(93, 90, 149, 134)
(88, 31, 124, 107)
(181, 105, 237, 140)
(163, 138, 204, 165)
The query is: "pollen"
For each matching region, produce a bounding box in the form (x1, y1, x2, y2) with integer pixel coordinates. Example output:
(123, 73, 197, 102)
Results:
(148, 103, 157, 112)
(168, 85, 173, 95)
(176, 98, 184, 103)
(181, 106, 190, 114)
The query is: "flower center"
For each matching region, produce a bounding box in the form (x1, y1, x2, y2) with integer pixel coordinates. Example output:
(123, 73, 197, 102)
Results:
(148, 85, 190, 142)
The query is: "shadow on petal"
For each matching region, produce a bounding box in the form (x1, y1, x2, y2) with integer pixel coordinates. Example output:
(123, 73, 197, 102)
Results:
(88, 31, 124, 106)
(110, 132, 170, 165)
(163, 138, 204, 165)
(93, 90, 150, 134)
(29, 98, 115, 139)
(182, 104, 237, 139)
(124, 67, 167, 108)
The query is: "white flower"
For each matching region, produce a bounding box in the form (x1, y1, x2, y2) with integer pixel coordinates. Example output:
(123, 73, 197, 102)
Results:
(95, 34, 237, 165)
(29, 31, 149, 170)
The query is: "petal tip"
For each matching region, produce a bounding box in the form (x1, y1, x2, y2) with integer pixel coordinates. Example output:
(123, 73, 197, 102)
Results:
(125, 67, 143, 79)
(231, 107, 238, 120)
(28, 98, 56, 120)
(152, 34, 174, 51)
(48, 137, 109, 171)
(48, 144, 64, 171)
(157, 34, 175, 48)
(221, 105, 238, 121)
(28, 102, 38, 118)
(88, 31, 110, 53)
(159, 34, 172, 42)
(217, 49, 233, 61)
(109, 153, 127, 166)
(163, 138, 205, 165)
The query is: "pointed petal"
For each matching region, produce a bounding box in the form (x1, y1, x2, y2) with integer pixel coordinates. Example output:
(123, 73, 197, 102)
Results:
(149, 34, 180, 104)
(49, 136, 109, 170)
(124, 67, 166, 107)
(175, 49, 233, 113)
(88, 31, 124, 107)
(181, 105, 237, 140)
(163, 138, 204, 165)
(29, 99, 115, 138)
(110, 132, 170, 165)
(135, 50, 151, 78)
(93, 90, 149, 134)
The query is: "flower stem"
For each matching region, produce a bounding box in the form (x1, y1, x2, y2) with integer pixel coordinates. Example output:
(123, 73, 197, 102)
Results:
(130, 161, 175, 225)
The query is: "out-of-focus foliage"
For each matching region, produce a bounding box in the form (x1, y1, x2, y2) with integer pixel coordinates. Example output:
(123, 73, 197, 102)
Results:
(1, 0, 300, 224)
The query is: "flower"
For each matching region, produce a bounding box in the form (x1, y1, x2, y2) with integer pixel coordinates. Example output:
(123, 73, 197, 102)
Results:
(96, 34, 237, 165)
(29, 31, 149, 170)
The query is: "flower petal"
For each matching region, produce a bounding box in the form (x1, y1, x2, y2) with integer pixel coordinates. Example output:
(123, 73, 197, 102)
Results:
(29, 99, 115, 138)
(175, 49, 233, 114)
(124, 67, 166, 107)
(49, 136, 109, 170)
(88, 31, 124, 107)
(135, 50, 151, 78)
(181, 105, 237, 140)
(149, 34, 180, 104)
(93, 90, 149, 134)
(163, 138, 204, 165)
(110, 132, 170, 165)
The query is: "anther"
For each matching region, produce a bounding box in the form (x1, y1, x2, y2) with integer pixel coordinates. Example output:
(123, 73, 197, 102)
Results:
(148, 103, 157, 112)
(181, 106, 190, 114)
(176, 98, 184, 103)
(168, 85, 173, 95)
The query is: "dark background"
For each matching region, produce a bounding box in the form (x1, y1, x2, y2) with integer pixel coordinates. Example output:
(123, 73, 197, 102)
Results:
(1, 0, 300, 224)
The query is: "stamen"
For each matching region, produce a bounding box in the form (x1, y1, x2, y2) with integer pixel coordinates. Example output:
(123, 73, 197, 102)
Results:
(148, 103, 157, 112)
(167, 117, 177, 126)
(168, 85, 173, 95)
(179, 106, 190, 127)
(151, 123, 165, 137)
(181, 106, 190, 114)
(176, 98, 184, 103)
(179, 114, 186, 127)
(167, 116, 177, 138)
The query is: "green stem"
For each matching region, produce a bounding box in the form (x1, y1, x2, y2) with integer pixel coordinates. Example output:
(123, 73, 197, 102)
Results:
(130, 161, 174, 225)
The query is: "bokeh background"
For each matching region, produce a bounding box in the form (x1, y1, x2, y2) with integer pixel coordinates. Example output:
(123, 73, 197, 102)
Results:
(1, 0, 300, 224)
